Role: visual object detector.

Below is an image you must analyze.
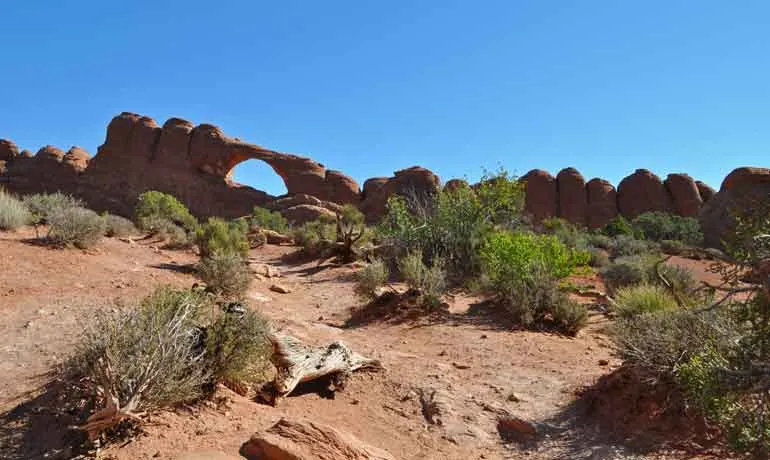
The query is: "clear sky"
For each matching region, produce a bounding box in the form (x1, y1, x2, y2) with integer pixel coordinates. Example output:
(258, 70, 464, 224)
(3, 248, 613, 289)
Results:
(1, 1, 768, 195)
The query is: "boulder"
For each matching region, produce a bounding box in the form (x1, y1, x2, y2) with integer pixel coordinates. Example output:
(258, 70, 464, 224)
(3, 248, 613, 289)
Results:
(586, 178, 618, 229)
(617, 169, 669, 219)
(696, 181, 716, 203)
(325, 170, 361, 205)
(240, 417, 395, 460)
(701, 167, 770, 248)
(266, 194, 343, 214)
(20, 149, 33, 158)
(522, 169, 557, 222)
(360, 177, 390, 222)
(556, 167, 587, 226)
(0, 139, 19, 162)
(281, 204, 336, 224)
(35, 145, 66, 163)
(664, 173, 702, 217)
(63, 146, 91, 172)
(444, 178, 469, 192)
(360, 167, 441, 222)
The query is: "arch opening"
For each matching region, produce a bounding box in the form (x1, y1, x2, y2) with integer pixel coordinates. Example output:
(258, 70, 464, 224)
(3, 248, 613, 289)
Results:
(230, 159, 288, 197)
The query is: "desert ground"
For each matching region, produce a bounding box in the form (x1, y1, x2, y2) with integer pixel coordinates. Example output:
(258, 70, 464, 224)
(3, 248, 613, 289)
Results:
(0, 225, 739, 460)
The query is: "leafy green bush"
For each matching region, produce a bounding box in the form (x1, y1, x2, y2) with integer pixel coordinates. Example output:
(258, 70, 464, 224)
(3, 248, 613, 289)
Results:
(250, 207, 289, 234)
(66, 286, 213, 415)
(135, 191, 198, 234)
(196, 218, 249, 259)
(0, 188, 32, 230)
(292, 216, 337, 255)
(355, 259, 389, 299)
(632, 211, 703, 246)
(613, 284, 678, 318)
(398, 251, 446, 307)
(197, 251, 251, 298)
(48, 207, 106, 248)
(542, 217, 590, 250)
(205, 307, 272, 386)
(104, 214, 138, 237)
(474, 167, 526, 227)
(23, 192, 83, 225)
(602, 216, 634, 237)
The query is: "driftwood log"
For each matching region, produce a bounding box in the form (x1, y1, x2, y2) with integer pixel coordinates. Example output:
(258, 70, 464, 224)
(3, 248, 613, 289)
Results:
(264, 333, 383, 405)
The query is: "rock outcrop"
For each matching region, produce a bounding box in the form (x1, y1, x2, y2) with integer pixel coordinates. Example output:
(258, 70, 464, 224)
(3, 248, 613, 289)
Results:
(664, 173, 702, 218)
(701, 167, 770, 248)
(522, 169, 558, 222)
(556, 168, 587, 226)
(360, 166, 441, 222)
(2, 112, 359, 222)
(240, 417, 395, 460)
(617, 169, 670, 219)
(696, 181, 716, 203)
(444, 178, 469, 192)
(586, 178, 618, 229)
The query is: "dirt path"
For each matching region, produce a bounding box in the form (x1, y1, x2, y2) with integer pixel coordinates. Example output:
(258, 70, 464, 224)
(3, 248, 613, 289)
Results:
(0, 231, 730, 459)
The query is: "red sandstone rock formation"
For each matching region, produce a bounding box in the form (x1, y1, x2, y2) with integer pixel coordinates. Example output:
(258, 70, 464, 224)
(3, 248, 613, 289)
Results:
(444, 178, 469, 192)
(701, 167, 770, 248)
(664, 173, 702, 218)
(617, 169, 670, 219)
(696, 181, 716, 203)
(586, 178, 618, 229)
(0, 139, 19, 162)
(556, 168, 587, 226)
(360, 167, 441, 222)
(522, 169, 558, 222)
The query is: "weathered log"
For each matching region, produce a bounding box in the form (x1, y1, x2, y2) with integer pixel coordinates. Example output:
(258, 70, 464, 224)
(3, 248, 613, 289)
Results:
(265, 333, 383, 404)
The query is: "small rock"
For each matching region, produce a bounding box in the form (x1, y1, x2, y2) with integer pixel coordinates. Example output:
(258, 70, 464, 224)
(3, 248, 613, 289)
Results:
(269, 284, 291, 294)
(452, 362, 471, 370)
(23, 320, 33, 329)
(438, 350, 447, 357)
(507, 393, 521, 402)
(480, 334, 488, 339)
(497, 415, 537, 443)
(598, 359, 609, 366)
(318, 316, 324, 321)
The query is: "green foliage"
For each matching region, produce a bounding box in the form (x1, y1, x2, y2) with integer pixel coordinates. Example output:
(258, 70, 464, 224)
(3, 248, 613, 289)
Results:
(542, 217, 590, 250)
(612, 234, 659, 258)
(292, 217, 337, 255)
(66, 286, 214, 413)
(397, 251, 447, 307)
(205, 307, 272, 386)
(195, 218, 249, 259)
(22, 192, 83, 225)
(551, 297, 589, 336)
(474, 167, 526, 227)
(632, 211, 703, 246)
(104, 214, 138, 237)
(588, 233, 615, 251)
(600, 255, 651, 293)
(48, 207, 106, 249)
(135, 191, 198, 234)
(588, 248, 611, 268)
(613, 284, 679, 318)
(197, 251, 251, 299)
(0, 188, 32, 230)
(355, 259, 389, 299)
(660, 239, 687, 255)
(249, 207, 289, 234)
(602, 216, 634, 237)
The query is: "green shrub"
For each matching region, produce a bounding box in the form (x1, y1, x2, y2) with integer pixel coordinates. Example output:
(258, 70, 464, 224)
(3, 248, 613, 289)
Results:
(600, 255, 651, 292)
(397, 251, 446, 307)
(603, 216, 634, 237)
(474, 167, 526, 227)
(48, 207, 106, 249)
(613, 284, 678, 318)
(542, 217, 590, 250)
(355, 259, 389, 299)
(588, 233, 615, 251)
(551, 297, 589, 336)
(196, 218, 249, 259)
(292, 216, 337, 255)
(588, 248, 611, 268)
(632, 211, 703, 246)
(250, 207, 289, 234)
(205, 307, 272, 386)
(23, 192, 83, 225)
(0, 188, 32, 230)
(480, 231, 584, 285)
(104, 214, 138, 237)
(656, 263, 698, 296)
(159, 220, 193, 248)
(612, 234, 658, 257)
(135, 191, 198, 233)
(660, 239, 687, 255)
(66, 286, 213, 414)
(197, 252, 251, 298)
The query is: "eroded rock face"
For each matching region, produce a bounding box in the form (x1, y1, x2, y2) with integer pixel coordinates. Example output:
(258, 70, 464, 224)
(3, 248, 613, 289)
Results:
(701, 167, 770, 248)
(696, 181, 716, 203)
(522, 169, 557, 222)
(664, 173, 702, 218)
(240, 417, 395, 460)
(4, 145, 89, 195)
(556, 168, 587, 226)
(617, 169, 670, 219)
(360, 167, 441, 222)
(0, 139, 19, 162)
(586, 178, 618, 229)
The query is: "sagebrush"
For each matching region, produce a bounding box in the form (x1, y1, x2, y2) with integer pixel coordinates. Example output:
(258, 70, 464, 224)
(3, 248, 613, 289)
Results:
(48, 207, 106, 248)
(0, 188, 31, 230)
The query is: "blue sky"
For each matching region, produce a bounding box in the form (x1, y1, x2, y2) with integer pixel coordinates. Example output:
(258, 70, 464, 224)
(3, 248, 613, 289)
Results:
(1, 1, 769, 194)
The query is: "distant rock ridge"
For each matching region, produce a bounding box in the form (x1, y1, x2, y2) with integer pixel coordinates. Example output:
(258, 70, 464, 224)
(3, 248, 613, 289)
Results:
(0, 112, 759, 247)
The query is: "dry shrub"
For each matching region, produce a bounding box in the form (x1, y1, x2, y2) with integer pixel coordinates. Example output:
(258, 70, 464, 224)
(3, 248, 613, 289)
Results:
(48, 207, 106, 248)
(104, 214, 137, 237)
(23, 192, 82, 224)
(197, 251, 251, 299)
(398, 251, 446, 307)
(0, 187, 31, 230)
(355, 259, 389, 299)
(613, 284, 679, 318)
